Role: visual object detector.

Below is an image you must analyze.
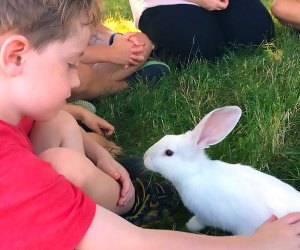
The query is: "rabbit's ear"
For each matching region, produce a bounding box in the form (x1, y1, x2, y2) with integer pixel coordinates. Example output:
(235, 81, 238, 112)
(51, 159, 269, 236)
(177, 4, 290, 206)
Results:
(192, 106, 242, 148)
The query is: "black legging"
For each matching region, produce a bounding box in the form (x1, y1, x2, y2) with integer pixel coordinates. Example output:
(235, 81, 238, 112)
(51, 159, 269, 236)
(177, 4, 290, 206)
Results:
(139, 1, 275, 63)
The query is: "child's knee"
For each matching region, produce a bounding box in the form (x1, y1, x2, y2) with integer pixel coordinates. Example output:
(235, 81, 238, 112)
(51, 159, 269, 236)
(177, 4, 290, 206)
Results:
(271, 0, 286, 19)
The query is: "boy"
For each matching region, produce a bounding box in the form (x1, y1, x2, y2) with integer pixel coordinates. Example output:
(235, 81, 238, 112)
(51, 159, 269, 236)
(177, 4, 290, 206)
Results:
(1, 0, 300, 249)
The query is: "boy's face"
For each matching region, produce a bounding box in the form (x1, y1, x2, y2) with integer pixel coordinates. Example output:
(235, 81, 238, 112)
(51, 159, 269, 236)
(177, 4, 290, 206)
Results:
(1, 17, 91, 123)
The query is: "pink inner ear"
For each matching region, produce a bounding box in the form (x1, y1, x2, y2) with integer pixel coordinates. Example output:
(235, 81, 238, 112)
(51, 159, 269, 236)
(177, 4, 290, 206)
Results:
(195, 107, 241, 147)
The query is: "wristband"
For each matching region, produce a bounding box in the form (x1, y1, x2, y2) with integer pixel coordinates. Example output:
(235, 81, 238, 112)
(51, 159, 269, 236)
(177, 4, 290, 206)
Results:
(109, 32, 122, 45)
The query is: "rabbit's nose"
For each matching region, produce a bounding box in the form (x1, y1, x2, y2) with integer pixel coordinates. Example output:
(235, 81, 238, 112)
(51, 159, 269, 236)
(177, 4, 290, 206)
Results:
(143, 154, 151, 169)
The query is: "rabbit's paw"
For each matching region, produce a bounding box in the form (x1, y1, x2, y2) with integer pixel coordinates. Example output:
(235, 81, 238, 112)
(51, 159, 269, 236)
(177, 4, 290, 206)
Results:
(186, 215, 205, 232)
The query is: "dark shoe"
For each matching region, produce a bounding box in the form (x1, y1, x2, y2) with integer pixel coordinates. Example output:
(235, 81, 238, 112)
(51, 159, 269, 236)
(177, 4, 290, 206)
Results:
(71, 99, 96, 113)
(126, 60, 170, 85)
(117, 156, 149, 180)
(123, 177, 180, 228)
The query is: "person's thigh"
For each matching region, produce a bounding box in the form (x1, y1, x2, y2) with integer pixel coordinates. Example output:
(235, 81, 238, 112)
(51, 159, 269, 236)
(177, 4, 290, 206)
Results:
(216, 0, 275, 45)
(139, 4, 226, 62)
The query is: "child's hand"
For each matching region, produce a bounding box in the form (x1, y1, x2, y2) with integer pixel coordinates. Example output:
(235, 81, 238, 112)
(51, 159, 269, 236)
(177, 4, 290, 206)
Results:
(250, 213, 300, 249)
(97, 155, 135, 207)
(110, 36, 144, 66)
(81, 110, 114, 136)
(125, 32, 153, 68)
(118, 32, 153, 68)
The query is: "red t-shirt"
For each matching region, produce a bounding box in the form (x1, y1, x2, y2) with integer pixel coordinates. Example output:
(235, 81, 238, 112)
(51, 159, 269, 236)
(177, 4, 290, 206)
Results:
(0, 117, 96, 249)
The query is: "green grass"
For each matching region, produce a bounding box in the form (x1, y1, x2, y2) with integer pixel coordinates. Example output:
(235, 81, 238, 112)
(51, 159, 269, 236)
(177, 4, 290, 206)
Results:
(96, 1, 300, 231)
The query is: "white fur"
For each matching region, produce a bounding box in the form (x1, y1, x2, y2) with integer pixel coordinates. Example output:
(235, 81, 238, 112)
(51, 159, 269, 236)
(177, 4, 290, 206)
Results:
(143, 106, 300, 235)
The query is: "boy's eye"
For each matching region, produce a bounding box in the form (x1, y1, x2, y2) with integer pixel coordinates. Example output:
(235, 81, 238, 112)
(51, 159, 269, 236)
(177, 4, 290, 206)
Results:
(68, 63, 77, 69)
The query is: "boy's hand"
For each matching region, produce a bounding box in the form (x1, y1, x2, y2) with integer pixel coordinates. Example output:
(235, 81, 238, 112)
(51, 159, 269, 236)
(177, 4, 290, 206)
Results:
(186, 0, 229, 11)
(250, 213, 300, 249)
(97, 156, 135, 207)
(80, 110, 114, 136)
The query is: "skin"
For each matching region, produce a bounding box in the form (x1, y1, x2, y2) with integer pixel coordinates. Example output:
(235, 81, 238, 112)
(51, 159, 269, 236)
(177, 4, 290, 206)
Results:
(71, 24, 153, 100)
(271, 0, 300, 30)
(187, 0, 229, 11)
(2, 9, 300, 250)
(0, 14, 134, 212)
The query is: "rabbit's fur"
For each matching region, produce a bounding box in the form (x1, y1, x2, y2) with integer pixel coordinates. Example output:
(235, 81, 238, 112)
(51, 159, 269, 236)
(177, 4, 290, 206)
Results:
(144, 106, 300, 235)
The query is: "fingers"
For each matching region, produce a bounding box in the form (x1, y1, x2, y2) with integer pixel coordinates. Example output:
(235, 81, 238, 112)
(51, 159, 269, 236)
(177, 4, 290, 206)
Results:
(218, 0, 229, 9)
(208, 0, 229, 11)
(117, 176, 135, 206)
(122, 32, 144, 47)
(130, 54, 145, 63)
(121, 32, 136, 41)
(282, 212, 300, 225)
(130, 46, 144, 54)
(100, 163, 120, 180)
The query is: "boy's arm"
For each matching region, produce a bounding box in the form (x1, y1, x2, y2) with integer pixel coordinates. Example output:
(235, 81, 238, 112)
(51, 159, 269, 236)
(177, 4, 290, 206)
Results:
(81, 128, 134, 206)
(63, 104, 114, 135)
(77, 207, 300, 250)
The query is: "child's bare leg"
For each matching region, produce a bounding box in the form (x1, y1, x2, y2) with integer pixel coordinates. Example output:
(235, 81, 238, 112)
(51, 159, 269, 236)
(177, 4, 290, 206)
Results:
(30, 111, 134, 214)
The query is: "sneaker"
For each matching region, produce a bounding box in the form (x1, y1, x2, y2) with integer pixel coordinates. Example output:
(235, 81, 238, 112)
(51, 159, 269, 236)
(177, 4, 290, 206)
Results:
(71, 100, 97, 132)
(126, 60, 170, 85)
(71, 99, 97, 114)
(123, 177, 180, 228)
(117, 156, 150, 180)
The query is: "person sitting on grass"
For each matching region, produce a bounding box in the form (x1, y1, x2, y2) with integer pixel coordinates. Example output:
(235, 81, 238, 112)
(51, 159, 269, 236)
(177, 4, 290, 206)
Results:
(2, 1, 300, 250)
(271, 0, 300, 31)
(128, 0, 275, 65)
(71, 23, 171, 100)
(66, 24, 170, 154)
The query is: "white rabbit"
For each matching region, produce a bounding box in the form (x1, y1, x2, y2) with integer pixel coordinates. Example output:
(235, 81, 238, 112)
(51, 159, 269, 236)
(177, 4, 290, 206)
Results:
(143, 106, 300, 235)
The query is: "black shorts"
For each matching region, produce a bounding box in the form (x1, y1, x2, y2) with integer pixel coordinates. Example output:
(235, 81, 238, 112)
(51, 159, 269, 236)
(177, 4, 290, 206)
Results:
(139, 1, 274, 63)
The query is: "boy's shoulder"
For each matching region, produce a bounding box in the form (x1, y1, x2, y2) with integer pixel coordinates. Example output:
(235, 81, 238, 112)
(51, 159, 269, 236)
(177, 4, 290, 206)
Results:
(0, 117, 33, 153)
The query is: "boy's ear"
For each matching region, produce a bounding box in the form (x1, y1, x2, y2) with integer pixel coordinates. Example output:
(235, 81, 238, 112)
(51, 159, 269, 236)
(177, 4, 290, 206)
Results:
(0, 35, 29, 77)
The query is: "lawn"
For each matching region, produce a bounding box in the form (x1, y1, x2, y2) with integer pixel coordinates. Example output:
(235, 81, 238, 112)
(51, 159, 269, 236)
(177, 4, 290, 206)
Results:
(96, 0, 300, 231)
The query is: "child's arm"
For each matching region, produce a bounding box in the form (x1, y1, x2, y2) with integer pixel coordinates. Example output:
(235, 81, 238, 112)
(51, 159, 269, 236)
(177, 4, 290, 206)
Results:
(77, 206, 300, 250)
(63, 104, 114, 136)
(80, 23, 151, 67)
(81, 39, 143, 66)
(81, 128, 134, 207)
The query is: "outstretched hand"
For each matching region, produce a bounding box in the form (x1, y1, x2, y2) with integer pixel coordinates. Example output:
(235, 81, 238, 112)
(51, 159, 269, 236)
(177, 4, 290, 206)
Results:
(251, 213, 300, 250)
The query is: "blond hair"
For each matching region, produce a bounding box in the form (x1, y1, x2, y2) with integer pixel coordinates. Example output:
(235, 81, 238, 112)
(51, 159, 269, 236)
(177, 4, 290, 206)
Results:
(0, 0, 101, 50)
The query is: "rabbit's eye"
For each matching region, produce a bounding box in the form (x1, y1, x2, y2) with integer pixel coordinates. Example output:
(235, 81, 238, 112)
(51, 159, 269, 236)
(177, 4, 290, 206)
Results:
(165, 149, 174, 156)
